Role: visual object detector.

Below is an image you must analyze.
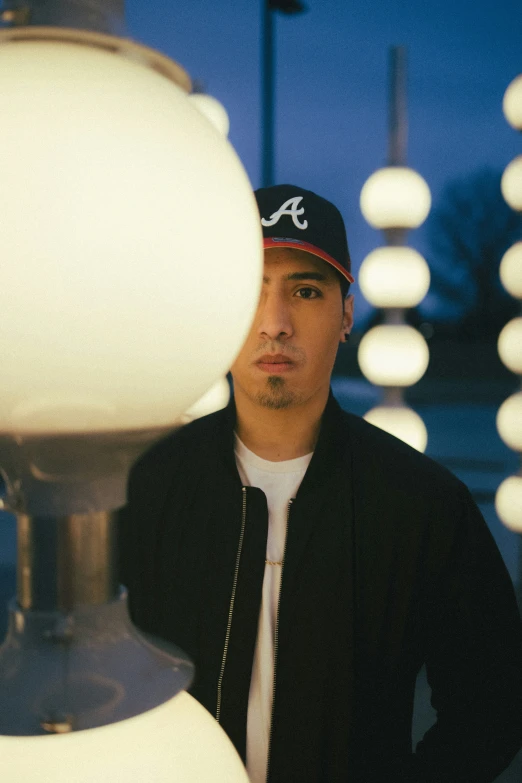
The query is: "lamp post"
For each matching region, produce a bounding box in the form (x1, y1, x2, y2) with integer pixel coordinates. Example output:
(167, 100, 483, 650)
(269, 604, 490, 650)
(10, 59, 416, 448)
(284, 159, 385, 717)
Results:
(0, 1, 261, 779)
(496, 74, 522, 602)
(261, 0, 305, 186)
(358, 46, 431, 452)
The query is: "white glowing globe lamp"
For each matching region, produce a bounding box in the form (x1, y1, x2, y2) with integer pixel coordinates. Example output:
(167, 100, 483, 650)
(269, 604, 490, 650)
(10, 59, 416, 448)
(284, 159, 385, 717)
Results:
(360, 167, 431, 229)
(498, 318, 522, 375)
(358, 247, 430, 308)
(0, 39, 262, 435)
(364, 405, 428, 452)
(182, 377, 230, 423)
(495, 475, 522, 533)
(0, 691, 249, 782)
(189, 93, 230, 137)
(501, 156, 522, 212)
(503, 74, 522, 131)
(500, 242, 522, 299)
(496, 392, 522, 452)
(358, 325, 429, 386)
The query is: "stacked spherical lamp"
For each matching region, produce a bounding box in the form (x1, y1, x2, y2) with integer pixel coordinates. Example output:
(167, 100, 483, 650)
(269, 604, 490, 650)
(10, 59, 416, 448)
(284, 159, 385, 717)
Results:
(358, 47, 431, 452)
(496, 75, 522, 534)
(0, 2, 260, 780)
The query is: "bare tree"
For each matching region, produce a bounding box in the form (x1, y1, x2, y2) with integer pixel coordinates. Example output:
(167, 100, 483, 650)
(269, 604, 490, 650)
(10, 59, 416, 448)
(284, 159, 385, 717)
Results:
(426, 168, 522, 339)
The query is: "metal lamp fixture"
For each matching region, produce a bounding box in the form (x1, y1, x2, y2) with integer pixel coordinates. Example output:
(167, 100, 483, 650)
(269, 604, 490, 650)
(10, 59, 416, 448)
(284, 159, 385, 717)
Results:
(358, 46, 431, 452)
(495, 73, 522, 535)
(0, 1, 261, 779)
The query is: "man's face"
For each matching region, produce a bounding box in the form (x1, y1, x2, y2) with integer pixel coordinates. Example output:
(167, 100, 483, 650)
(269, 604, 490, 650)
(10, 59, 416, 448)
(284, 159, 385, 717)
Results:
(230, 247, 354, 410)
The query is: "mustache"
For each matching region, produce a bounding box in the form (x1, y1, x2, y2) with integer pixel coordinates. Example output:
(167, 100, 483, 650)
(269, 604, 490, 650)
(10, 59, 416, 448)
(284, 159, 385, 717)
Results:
(252, 341, 304, 361)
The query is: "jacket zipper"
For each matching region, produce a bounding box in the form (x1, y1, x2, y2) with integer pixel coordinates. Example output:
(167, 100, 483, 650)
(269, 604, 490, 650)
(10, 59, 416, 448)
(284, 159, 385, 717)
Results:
(265, 497, 293, 782)
(216, 486, 248, 723)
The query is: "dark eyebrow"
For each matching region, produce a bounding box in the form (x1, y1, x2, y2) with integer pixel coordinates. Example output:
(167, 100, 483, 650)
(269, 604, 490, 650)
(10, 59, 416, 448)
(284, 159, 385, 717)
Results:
(287, 271, 328, 282)
(262, 271, 331, 284)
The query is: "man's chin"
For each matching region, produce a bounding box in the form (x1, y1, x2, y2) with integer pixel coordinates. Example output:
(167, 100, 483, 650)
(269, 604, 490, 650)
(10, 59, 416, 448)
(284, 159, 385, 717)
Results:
(255, 375, 297, 410)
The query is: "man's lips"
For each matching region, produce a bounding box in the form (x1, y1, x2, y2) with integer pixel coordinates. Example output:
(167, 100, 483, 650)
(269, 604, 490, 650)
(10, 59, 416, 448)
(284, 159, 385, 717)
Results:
(255, 354, 296, 373)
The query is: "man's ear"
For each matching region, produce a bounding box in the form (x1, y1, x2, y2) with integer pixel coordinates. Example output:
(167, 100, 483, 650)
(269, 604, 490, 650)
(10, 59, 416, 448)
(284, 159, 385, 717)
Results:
(340, 295, 354, 342)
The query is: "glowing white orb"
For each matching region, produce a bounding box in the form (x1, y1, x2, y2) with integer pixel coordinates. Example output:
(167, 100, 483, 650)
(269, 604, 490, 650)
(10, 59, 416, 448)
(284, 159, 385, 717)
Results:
(360, 167, 431, 229)
(499, 242, 522, 299)
(0, 691, 249, 782)
(363, 405, 428, 452)
(495, 475, 522, 533)
(496, 392, 522, 452)
(498, 318, 522, 375)
(182, 378, 230, 423)
(188, 93, 230, 137)
(501, 156, 522, 211)
(0, 39, 262, 435)
(358, 246, 430, 308)
(503, 74, 522, 131)
(358, 325, 430, 386)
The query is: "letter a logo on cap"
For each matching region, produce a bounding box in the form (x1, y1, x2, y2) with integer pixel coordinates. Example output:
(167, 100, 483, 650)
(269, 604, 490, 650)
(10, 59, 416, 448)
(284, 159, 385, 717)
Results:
(261, 196, 308, 229)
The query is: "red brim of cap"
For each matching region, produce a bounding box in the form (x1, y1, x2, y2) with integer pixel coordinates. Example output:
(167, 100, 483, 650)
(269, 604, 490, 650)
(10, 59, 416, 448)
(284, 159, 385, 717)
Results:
(263, 237, 355, 284)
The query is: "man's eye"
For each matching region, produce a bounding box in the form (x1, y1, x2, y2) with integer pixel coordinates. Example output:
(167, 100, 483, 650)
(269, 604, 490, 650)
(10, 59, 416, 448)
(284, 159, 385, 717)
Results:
(295, 287, 320, 299)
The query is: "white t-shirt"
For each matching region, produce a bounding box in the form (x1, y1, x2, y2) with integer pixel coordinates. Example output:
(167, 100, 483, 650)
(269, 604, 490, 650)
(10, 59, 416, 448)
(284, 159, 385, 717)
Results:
(234, 435, 313, 783)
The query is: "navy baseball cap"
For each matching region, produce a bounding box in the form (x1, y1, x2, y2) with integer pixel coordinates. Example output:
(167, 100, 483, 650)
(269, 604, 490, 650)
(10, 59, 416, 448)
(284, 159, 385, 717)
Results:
(254, 184, 354, 284)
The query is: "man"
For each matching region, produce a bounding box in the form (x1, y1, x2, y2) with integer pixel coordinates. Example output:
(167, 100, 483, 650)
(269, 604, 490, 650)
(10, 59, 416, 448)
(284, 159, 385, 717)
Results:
(118, 184, 522, 783)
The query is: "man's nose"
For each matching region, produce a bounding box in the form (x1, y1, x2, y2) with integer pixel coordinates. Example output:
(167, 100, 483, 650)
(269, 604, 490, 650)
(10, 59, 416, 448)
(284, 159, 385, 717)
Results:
(257, 290, 293, 341)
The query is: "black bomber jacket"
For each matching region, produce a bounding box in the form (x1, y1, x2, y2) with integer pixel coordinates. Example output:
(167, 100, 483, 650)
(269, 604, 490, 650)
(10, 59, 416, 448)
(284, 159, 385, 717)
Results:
(118, 393, 522, 783)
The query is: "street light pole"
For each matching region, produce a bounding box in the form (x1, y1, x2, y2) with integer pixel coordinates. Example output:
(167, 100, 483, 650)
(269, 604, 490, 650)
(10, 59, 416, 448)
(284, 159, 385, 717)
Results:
(261, 0, 306, 187)
(388, 45, 407, 168)
(261, 0, 274, 187)
(358, 45, 432, 453)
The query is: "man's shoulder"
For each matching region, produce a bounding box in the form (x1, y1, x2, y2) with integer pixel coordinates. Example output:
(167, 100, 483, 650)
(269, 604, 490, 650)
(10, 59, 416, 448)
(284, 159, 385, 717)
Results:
(337, 404, 465, 494)
(130, 406, 229, 481)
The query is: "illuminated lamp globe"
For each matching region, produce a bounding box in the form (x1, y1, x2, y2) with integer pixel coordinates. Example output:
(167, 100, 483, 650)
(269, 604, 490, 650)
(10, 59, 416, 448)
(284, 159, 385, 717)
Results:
(498, 318, 522, 375)
(503, 74, 522, 131)
(0, 34, 256, 782)
(499, 242, 522, 298)
(358, 246, 430, 308)
(182, 377, 230, 423)
(188, 93, 230, 137)
(360, 167, 431, 229)
(363, 405, 428, 452)
(0, 691, 249, 782)
(358, 325, 430, 386)
(501, 156, 522, 211)
(495, 475, 522, 533)
(0, 37, 262, 437)
(496, 392, 522, 452)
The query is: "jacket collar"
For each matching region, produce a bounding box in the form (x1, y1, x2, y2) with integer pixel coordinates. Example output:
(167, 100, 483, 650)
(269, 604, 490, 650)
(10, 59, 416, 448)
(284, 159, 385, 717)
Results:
(215, 389, 353, 589)
(217, 388, 347, 483)
(296, 390, 348, 500)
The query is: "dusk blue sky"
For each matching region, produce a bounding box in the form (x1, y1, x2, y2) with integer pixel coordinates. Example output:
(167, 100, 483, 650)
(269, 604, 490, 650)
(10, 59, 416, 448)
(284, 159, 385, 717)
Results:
(126, 0, 521, 326)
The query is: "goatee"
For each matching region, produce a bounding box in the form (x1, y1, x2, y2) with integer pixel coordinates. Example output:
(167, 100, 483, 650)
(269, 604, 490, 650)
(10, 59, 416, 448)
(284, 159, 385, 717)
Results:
(255, 376, 296, 410)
